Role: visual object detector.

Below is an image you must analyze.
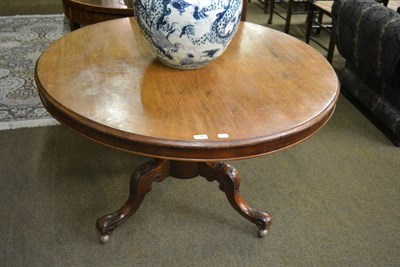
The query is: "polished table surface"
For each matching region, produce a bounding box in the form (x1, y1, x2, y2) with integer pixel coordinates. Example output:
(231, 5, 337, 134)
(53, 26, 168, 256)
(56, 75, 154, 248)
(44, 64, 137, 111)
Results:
(35, 18, 339, 242)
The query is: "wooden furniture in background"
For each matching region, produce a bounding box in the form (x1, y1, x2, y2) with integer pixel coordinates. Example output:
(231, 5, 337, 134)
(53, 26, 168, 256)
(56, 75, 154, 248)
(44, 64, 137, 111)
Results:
(249, 0, 271, 14)
(62, 0, 133, 30)
(305, 0, 400, 64)
(306, 1, 334, 63)
(62, 0, 248, 31)
(268, 0, 309, 34)
(35, 18, 339, 243)
(387, 0, 400, 11)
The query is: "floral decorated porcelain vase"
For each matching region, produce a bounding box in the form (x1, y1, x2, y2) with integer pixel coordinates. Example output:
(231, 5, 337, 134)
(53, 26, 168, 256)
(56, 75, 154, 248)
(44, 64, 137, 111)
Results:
(133, 0, 243, 69)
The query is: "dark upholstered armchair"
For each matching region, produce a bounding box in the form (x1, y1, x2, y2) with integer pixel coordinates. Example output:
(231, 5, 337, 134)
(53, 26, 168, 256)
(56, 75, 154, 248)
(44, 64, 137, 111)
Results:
(332, 0, 400, 146)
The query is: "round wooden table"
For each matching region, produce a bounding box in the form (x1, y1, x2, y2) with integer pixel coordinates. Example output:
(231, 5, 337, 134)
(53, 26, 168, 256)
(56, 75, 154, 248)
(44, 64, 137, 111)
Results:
(35, 18, 339, 243)
(62, 0, 133, 30)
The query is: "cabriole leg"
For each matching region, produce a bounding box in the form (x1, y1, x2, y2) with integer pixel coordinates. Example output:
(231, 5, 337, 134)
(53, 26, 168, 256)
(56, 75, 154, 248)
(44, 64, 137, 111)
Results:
(199, 162, 272, 237)
(96, 159, 170, 243)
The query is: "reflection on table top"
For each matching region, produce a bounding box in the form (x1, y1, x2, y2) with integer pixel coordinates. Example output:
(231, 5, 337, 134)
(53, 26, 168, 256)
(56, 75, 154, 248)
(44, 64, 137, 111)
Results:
(35, 19, 339, 160)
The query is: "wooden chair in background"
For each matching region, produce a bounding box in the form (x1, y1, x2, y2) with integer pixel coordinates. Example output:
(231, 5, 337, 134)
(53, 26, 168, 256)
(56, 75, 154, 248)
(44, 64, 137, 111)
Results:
(305, 1, 334, 62)
(305, 0, 398, 63)
(268, 0, 310, 34)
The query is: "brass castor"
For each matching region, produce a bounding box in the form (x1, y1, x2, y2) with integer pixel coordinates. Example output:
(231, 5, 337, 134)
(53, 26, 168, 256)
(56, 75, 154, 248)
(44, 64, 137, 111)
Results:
(99, 235, 110, 244)
(258, 229, 268, 238)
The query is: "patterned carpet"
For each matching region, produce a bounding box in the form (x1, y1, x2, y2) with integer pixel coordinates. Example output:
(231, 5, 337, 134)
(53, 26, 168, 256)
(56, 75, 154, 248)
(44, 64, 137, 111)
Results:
(0, 15, 69, 130)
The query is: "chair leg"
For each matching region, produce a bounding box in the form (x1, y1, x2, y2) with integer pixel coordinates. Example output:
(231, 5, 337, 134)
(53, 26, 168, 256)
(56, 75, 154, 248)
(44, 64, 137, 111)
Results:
(264, 0, 270, 14)
(268, 0, 275, 24)
(316, 11, 324, 34)
(305, 5, 314, 44)
(284, 0, 294, 34)
(326, 29, 335, 63)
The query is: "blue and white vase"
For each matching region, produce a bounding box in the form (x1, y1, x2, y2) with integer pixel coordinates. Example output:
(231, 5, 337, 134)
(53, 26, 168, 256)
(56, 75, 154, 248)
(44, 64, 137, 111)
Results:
(133, 0, 243, 69)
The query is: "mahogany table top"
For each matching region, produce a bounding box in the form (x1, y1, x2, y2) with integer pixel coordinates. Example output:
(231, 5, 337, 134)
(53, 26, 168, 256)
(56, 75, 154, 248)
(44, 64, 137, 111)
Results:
(35, 18, 339, 161)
